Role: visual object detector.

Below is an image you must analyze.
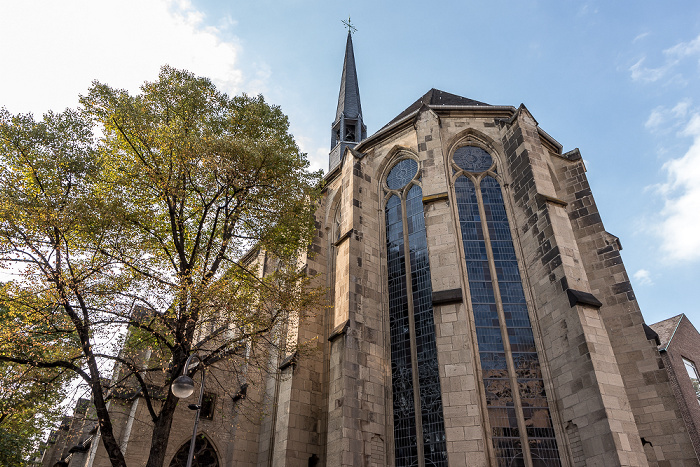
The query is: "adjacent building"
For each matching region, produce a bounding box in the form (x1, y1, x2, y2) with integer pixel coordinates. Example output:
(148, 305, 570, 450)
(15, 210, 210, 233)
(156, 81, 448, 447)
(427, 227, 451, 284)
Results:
(650, 314, 700, 460)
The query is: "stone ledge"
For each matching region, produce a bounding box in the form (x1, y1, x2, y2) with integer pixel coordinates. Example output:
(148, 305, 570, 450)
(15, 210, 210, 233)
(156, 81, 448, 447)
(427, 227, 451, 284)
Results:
(334, 229, 353, 247)
(643, 323, 661, 346)
(423, 192, 449, 204)
(278, 351, 297, 371)
(536, 193, 568, 207)
(328, 320, 350, 342)
(566, 288, 602, 308)
(563, 148, 582, 161)
(432, 288, 463, 306)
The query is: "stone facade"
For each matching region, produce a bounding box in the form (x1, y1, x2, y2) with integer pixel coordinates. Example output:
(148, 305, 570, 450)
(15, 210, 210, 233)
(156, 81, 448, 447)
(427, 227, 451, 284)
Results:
(44, 34, 700, 467)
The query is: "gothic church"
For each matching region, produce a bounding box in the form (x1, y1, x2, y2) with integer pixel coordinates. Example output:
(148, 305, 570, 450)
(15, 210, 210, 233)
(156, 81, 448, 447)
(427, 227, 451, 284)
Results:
(46, 31, 700, 467)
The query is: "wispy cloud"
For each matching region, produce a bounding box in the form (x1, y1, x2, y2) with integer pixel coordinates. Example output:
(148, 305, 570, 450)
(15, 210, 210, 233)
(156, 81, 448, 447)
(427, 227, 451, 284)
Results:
(653, 109, 700, 262)
(645, 100, 692, 132)
(629, 57, 674, 83)
(629, 33, 700, 83)
(633, 32, 650, 43)
(577, 3, 599, 17)
(0, 0, 248, 116)
(294, 134, 327, 174)
(633, 269, 653, 286)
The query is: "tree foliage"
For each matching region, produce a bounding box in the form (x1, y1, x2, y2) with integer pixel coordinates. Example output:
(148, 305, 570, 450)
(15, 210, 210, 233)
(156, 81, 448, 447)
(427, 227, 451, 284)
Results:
(0, 352, 69, 466)
(0, 66, 323, 467)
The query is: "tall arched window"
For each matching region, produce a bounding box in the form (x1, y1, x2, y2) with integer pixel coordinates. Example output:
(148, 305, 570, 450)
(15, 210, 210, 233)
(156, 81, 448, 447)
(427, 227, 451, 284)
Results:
(452, 146, 561, 467)
(384, 157, 447, 467)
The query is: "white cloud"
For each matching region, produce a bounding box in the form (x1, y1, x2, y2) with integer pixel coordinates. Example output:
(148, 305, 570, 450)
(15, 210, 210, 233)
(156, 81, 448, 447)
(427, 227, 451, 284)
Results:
(645, 100, 692, 132)
(294, 134, 327, 174)
(633, 32, 650, 43)
(0, 0, 245, 116)
(654, 111, 700, 262)
(633, 269, 653, 286)
(629, 57, 674, 83)
(630, 33, 700, 83)
(665, 34, 700, 59)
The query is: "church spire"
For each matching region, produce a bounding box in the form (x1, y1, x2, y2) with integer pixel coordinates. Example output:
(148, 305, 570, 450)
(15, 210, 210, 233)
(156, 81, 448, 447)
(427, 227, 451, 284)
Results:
(329, 27, 366, 172)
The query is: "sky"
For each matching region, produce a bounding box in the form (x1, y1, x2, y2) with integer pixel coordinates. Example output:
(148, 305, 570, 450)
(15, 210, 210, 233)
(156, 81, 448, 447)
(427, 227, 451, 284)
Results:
(1, 0, 699, 328)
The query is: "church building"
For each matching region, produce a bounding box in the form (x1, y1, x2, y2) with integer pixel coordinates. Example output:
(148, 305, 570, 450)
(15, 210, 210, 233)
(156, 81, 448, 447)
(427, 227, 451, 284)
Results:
(44, 30, 700, 467)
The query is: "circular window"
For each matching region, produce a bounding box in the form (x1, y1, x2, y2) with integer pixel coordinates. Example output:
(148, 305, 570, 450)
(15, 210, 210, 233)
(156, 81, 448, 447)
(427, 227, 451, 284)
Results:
(386, 159, 418, 190)
(453, 146, 493, 172)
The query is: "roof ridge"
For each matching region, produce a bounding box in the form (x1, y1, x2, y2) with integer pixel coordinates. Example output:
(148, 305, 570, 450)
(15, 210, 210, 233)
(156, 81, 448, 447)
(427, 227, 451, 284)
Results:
(379, 88, 490, 130)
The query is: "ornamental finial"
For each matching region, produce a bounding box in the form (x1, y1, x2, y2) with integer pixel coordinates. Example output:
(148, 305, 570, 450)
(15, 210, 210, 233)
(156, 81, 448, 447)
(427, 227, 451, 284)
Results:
(342, 16, 357, 34)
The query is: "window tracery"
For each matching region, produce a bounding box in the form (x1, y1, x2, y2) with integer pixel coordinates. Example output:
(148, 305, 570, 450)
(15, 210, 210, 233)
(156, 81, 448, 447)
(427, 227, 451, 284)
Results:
(384, 157, 447, 467)
(452, 145, 561, 466)
(169, 434, 219, 467)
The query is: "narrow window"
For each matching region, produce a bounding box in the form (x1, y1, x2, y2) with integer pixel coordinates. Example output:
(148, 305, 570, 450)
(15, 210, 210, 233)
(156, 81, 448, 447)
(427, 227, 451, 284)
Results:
(385, 158, 447, 467)
(200, 393, 216, 420)
(683, 357, 700, 404)
(453, 146, 561, 466)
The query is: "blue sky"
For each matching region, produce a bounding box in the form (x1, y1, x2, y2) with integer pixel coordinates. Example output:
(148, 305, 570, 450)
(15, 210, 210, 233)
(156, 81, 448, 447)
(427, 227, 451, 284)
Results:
(1, 1, 699, 327)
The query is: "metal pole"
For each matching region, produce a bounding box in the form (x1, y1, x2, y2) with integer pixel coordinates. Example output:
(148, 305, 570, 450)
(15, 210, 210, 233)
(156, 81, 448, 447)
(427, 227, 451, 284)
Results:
(183, 355, 205, 467)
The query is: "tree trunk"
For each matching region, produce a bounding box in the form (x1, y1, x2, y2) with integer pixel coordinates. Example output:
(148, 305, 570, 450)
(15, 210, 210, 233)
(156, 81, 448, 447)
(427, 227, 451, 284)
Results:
(146, 392, 179, 467)
(67, 296, 128, 467)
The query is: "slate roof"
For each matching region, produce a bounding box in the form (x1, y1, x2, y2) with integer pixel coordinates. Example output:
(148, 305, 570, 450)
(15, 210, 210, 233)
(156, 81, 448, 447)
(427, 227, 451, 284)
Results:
(650, 314, 684, 350)
(382, 88, 490, 129)
(335, 31, 362, 122)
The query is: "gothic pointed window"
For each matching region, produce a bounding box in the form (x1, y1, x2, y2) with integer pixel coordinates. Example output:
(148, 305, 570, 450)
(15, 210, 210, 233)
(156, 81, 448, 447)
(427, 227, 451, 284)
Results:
(452, 145, 561, 467)
(169, 434, 219, 467)
(384, 157, 447, 467)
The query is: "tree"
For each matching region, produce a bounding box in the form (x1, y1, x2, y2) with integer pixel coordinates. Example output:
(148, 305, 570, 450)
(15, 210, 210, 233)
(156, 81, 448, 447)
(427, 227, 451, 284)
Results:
(0, 66, 323, 467)
(0, 356, 69, 466)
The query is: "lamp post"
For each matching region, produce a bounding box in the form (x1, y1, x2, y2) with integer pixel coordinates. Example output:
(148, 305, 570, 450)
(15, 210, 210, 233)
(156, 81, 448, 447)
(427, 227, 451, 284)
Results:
(171, 354, 205, 467)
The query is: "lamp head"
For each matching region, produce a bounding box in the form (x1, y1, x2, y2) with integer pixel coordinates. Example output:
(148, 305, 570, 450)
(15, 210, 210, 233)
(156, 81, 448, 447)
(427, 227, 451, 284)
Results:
(171, 375, 195, 398)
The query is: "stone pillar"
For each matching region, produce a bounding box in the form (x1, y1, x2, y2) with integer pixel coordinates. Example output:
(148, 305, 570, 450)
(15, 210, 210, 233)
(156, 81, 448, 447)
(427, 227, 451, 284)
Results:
(553, 151, 698, 466)
(498, 107, 648, 466)
(417, 108, 490, 466)
(325, 150, 388, 467)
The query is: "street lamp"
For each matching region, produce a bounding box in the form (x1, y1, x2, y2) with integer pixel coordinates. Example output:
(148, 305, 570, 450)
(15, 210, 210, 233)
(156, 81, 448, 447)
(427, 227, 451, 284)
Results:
(171, 354, 206, 467)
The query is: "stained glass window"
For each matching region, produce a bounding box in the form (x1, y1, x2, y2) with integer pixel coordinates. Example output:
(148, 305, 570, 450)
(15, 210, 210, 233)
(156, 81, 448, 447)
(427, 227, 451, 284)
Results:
(387, 159, 418, 190)
(453, 146, 561, 467)
(454, 146, 493, 172)
(169, 435, 219, 467)
(384, 158, 447, 466)
(386, 194, 418, 465)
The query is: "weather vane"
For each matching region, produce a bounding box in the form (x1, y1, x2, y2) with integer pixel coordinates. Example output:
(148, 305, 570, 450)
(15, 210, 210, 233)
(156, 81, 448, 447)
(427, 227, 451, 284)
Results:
(342, 16, 357, 34)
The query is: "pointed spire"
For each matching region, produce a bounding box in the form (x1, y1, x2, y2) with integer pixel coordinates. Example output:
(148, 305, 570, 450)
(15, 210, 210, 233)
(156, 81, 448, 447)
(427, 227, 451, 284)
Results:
(329, 30, 367, 172)
(336, 31, 362, 122)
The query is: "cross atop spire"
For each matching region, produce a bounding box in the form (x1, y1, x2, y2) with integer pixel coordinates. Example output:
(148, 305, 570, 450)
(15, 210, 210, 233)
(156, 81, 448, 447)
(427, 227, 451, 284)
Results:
(329, 27, 367, 172)
(341, 16, 357, 35)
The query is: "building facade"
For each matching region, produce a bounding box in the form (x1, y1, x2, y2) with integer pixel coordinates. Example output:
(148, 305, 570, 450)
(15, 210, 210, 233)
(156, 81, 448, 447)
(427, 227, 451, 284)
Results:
(44, 32, 700, 467)
(650, 314, 700, 460)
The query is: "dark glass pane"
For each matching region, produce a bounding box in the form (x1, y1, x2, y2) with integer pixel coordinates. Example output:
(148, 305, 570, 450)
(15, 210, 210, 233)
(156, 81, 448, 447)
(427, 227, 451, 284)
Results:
(406, 184, 448, 467)
(479, 176, 561, 465)
(456, 175, 521, 464)
(387, 159, 418, 190)
(453, 146, 493, 172)
(455, 175, 561, 465)
(200, 393, 216, 420)
(385, 194, 418, 466)
(490, 407, 523, 467)
(169, 435, 219, 467)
